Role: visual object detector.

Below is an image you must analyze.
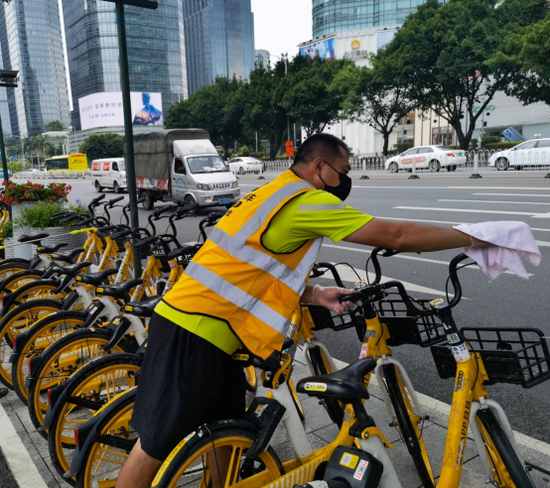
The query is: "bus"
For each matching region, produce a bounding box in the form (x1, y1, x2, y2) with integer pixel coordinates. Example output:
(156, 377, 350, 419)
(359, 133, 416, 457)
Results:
(45, 154, 88, 175)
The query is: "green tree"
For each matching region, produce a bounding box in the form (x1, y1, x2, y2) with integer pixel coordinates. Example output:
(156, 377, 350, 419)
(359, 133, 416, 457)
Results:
(281, 56, 353, 137)
(165, 76, 246, 157)
(241, 64, 288, 159)
(382, 0, 547, 150)
(44, 120, 64, 131)
(79, 133, 124, 163)
(331, 60, 413, 156)
(490, 12, 550, 105)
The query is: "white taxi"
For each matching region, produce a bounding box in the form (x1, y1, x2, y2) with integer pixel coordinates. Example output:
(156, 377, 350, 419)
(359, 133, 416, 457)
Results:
(488, 138, 550, 170)
(227, 157, 264, 175)
(385, 145, 467, 173)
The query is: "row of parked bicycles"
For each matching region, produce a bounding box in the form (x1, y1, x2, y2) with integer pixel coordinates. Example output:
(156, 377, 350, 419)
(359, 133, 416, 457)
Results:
(0, 194, 549, 488)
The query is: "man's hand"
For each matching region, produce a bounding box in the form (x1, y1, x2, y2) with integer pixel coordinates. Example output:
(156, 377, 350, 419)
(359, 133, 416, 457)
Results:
(310, 285, 361, 315)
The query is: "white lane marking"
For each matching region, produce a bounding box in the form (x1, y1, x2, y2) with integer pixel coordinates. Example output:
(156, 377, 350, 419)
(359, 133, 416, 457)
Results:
(318, 258, 455, 297)
(439, 199, 550, 206)
(532, 212, 550, 219)
(450, 186, 550, 190)
(536, 240, 550, 247)
(330, 356, 550, 458)
(322, 243, 533, 276)
(473, 193, 550, 198)
(394, 206, 536, 216)
(0, 402, 48, 488)
(372, 216, 550, 233)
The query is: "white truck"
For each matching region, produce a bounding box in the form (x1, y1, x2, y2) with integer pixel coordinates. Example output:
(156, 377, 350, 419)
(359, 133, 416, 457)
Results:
(132, 128, 240, 210)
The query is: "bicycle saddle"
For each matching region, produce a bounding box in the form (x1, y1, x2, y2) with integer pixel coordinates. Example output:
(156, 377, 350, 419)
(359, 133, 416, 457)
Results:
(296, 358, 376, 400)
(19, 233, 49, 243)
(52, 248, 85, 264)
(37, 243, 68, 254)
(96, 279, 143, 300)
(76, 268, 118, 287)
(55, 261, 92, 278)
(124, 296, 162, 317)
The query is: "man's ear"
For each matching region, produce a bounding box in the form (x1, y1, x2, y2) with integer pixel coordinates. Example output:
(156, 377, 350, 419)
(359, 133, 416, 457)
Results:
(312, 157, 324, 172)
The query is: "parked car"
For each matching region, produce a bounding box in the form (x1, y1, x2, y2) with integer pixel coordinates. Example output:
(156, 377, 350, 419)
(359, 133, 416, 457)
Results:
(488, 138, 550, 171)
(385, 145, 467, 173)
(227, 157, 263, 175)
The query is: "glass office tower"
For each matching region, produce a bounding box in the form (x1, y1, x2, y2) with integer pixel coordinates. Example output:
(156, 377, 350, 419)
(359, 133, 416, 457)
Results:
(183, 0, 254, 95)
(0, 1, 70, 138)
(313, 0, 445, 38)
(63, 0, 187, 131)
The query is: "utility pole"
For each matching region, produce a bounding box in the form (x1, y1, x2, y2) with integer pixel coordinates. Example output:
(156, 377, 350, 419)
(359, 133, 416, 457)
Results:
(103, 0, 158, 277)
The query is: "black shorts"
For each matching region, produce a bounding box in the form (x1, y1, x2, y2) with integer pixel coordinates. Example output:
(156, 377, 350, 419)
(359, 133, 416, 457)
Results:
(132, 313, 247, 460)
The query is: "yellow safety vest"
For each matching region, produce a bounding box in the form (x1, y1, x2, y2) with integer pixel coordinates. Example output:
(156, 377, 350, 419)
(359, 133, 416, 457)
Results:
(162, 170, 323, 359)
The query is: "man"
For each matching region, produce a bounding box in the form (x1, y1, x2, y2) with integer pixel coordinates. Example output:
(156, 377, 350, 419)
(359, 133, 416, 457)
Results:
(117, 133, 487, 487)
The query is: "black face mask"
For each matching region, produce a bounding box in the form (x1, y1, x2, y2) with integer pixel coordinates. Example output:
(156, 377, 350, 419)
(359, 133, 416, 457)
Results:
(320, 160, 352, 201)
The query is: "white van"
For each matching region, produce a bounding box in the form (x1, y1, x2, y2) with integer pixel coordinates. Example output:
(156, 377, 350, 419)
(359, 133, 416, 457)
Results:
(91, 158, 128, 194)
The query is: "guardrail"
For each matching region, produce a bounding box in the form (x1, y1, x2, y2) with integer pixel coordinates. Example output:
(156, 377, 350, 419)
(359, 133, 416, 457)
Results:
(14, 171, 91, 180)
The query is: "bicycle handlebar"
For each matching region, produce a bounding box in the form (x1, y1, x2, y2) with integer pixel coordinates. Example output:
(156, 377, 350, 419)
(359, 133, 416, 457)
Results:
(311, 263, 346, 288)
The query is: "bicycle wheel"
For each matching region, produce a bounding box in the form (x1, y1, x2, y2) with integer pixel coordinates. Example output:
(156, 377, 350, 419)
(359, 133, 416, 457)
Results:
(152, 426, 284, 488)
(0, 299, 63, 388)
(0, 261, 30, 282)
(27, 328, 133, 434)
(10, 310, 86, 403)
(48, 353, 142, 485)
(308, 345, 343, 426)
(75, 389, 138, 488)
(476, 408, 535, 488)
(0, 270, 44, 302)
(2, 279, 68, 316)
(382, 363, 434, 487)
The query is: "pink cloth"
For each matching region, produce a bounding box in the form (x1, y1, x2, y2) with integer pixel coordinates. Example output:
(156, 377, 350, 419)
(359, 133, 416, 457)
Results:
(453, 221, 541, 280)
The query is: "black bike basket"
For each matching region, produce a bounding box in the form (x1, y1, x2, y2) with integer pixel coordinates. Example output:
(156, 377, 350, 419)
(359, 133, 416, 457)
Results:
(374, 296, 447, 347)
(431, 327, 550, 388)
(306, 305, 363, 332)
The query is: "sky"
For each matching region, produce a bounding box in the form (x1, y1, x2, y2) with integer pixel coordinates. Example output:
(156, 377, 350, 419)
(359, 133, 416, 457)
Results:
(250, 0, 313, 65)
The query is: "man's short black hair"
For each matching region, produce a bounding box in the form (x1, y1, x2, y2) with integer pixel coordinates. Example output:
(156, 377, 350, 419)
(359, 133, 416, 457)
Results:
(293, 133, 349, 166)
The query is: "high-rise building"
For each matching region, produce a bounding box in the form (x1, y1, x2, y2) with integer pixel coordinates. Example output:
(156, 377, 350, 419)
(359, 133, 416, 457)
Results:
(255, 50, 270, 69)
(0, 0, 70, 138)
(183, 0, 254, 95)
(63, 0, 187, 131)
(312, 0, 446, 38)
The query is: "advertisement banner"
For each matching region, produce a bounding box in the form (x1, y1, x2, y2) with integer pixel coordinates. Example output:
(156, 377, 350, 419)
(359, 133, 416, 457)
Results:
(377, 30, 396, 52)
(299, 38, 336, 61)
(79, 91, 163, 130)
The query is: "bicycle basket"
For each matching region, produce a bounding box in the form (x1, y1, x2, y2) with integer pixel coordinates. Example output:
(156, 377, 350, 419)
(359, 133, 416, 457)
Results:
(431, 327, 550, 388)
(374, 296, 446, 347)
(306, 304, 363, 332)
(152, 238, 174, 273)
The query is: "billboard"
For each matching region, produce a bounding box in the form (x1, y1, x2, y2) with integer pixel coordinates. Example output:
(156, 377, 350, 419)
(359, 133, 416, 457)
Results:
(299, 38, 336, 61)
(79, 91, 163, 130)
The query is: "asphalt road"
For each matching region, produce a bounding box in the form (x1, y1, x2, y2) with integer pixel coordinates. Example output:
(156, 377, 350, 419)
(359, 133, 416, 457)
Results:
(54, 170, 550, 445)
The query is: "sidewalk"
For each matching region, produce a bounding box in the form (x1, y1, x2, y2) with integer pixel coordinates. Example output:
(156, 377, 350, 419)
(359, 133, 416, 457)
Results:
(1, 350, 549, 487)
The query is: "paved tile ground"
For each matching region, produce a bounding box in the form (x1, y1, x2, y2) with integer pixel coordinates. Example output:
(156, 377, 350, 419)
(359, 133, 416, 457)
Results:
(1, 347, 549, 488)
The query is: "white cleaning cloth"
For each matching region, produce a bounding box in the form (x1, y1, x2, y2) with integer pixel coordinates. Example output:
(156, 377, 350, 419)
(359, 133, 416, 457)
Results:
(453, 221, 541, 280)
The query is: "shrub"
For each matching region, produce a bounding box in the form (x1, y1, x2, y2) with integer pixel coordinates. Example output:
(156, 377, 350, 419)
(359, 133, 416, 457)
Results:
(15, 201, 89, 230)
(484, 142, 521, 151)
(1, 181, 72, 205)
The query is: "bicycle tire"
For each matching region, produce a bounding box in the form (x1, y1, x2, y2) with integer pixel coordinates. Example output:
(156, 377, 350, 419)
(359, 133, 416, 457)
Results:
(0, 261, 30, 282)
(27, 328, 134, 434)
(477, 408, 535, 488)
(382, 363, 434, 487)
(10, 310, 86, 403)
(308, 345, 343, 426)
(0, 270, 44, 303)
(75, 388, 138, 488)
(2, 279, 68, 316)
(152, 426, 284, 488)
(48, 353, 142, 485)
(0, 299, 63, 388)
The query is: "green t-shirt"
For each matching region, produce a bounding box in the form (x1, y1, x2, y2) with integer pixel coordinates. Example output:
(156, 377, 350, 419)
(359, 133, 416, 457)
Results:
(157, 187, 373, 354)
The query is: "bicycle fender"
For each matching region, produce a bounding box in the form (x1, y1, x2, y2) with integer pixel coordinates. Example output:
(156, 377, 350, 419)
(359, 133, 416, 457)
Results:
(244, 397, 286, 459)
(65, 387, 139, 479)
(24, 354, 46, 390)
(101, 316, 132, 351)
(41, 352, 143, 431)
